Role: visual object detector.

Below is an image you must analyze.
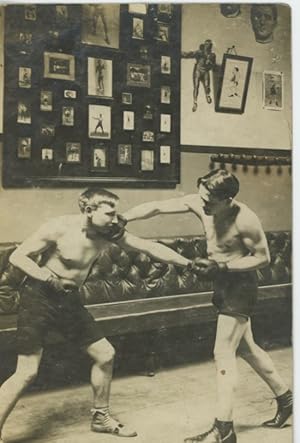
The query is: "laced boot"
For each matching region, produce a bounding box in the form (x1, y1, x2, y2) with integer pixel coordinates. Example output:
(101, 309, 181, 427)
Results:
(91, 407, 137, 437)
(262, 389, 293, 428)
(184, 419, 237, 442)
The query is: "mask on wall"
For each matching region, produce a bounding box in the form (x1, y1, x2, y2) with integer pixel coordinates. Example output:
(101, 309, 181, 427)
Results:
(250, 4, 278, 44)
(220, 4, 241, 18)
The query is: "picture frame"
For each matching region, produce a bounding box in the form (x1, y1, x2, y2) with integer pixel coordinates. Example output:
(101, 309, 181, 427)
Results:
(66, 142, 81, 163)
(128, 4, 148, 15)
(160, 145, 171, 164)
(123, 111, 135, 130)
(155, 22, 169, 43)
(88, 104, 111, 139)
(40, 91, 53, 111)
(141, 149, 154, 171)
(62, 106, 74, 126)
(24, 5, 37, 21)
(17, 137, 31, 159)
(117, 144, 132, 165)
(122, 92, 132, 105)
(161, 85, 171, 104)
(44, 52, 75, 81)
(91, 145, 108, 171)
(215, 54, 253, 114)
(157, 4, 173, 17)
(17, 100, 31, 124)
(143, 104, 153, 120)
(41, 124, 55, 137)
(142, 130, 155, 142)
(19, 32, 32, 54)
(161, 55, 171, 74)
(132, 17, 144, 40)
(81, 4, 120, 49)
(127, 63, 151, 88)
(41, 148, 54, 161)
(263, 70, 283, 111)
(64, 90, 77, 99)
(160, 113, 171, 132)
(18, 67, 31, 88)
(88, 57, 113, 98)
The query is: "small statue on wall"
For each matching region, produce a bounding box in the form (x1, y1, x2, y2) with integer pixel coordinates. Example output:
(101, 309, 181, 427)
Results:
(250, 4, 278, 44)
(181, 39, 216, 112)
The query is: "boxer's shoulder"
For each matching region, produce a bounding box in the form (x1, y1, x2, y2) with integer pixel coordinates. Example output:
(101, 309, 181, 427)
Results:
(234, 202, 261, 233)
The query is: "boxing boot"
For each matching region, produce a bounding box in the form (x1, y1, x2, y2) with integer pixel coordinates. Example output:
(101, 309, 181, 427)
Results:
(262, 389, 292, 428)
(91, 408, 137, 437)
(184, 419, 236, 443)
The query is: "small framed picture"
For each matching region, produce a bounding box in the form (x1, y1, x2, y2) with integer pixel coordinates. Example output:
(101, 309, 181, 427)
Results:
(118, 144, 132, 165)
(155, 23, 169, 43)
(160, 145, 171, 164)
(122, 92, 132, 105)
(40, 91, 53, 111)
(62, 106, 74, 126)
(142, 130, 155, 142)
(64, 90, 77, 99)
(263, 70, 283, 111)
(128, 4, 148, 15)
(19, 32, 32, 54)
(24, 5, 37, 21)
(56, 5, 68, 22)
(161, 55, 171, 74)
(41, 148, 54, 161)
(143, 105, 153, 120)
(17, 137, 31, 159)
(160, 114, 171, 132)
(18, 67, 31, 88)
(157, 4, 173, 17)
(17, 100, 31, 124)
(89, 104, 111, 139)
(123, 111, 135, 130)
(91, 146, 108, 171)
(132, 17, 144, 40)
(66, 142, 81, 163)
(41, 124, 55, 137)
(44, 52, 75, 81)
(127, 63, 151, 88)
(141, 150, 154, 171)
(82, 4, 120, 49)
(161, 85, 171, 104)
(88, 57, 113, 98)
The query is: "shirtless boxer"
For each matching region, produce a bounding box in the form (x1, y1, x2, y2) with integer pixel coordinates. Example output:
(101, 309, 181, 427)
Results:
(123, 169, 292, 443)
(0, 188, 198, 442)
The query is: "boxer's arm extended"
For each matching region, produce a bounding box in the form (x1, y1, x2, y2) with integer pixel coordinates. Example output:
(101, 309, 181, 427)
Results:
(9, 220, 60, 282)
(117, 232, 192, 268)
(123, 195, 194, 222)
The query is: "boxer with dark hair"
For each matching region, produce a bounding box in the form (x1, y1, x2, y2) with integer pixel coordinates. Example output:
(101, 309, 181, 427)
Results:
(0, 187, 197, 443)
(124, 169, 292, 443)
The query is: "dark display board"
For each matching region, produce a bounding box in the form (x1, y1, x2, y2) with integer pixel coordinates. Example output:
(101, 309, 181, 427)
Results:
(3, 4, 180, 188)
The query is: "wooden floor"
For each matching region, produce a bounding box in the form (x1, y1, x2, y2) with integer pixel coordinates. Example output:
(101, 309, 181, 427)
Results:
(2, 347, 293, 443)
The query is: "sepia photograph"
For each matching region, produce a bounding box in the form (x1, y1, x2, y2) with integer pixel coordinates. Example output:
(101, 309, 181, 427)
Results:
(44, 52, 75, 81)
(17, 100, 31, 124)
(18, 67, 31, 88)
(263, 70, 284, 111)
(140, 149, 154, 171)
(161, 55, 171, 74)
(159, 144, 171, 164)
(127, 63, 151, 88)
(82, 4, 120, 48)
(132, 17, 144, 40)
(88, 104, 111, 139)
(41, 147, 54, 161)
(40, 90, 53, 111)
(41, 124, 55, 137)
(155, 22, 169, 43)
(122, 92, 132, 105)
(17, 136, 31, 158)
(65, 142, 81, 163)
(24, 5, 37, 21)
(161, 85, 171, 104)
(117, 144, 132, 165)
(123, 110, 134, 130)
(62, 106, 74, 126)
(91, 146, 108, 171)
(160, 113, 171, 132)
(128, 3, 148, 15)
(142, 130, 155, 142)
(88, 57, 113, 98)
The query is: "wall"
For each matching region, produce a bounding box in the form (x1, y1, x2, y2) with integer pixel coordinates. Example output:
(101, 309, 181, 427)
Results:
(181, 4, 292, 149)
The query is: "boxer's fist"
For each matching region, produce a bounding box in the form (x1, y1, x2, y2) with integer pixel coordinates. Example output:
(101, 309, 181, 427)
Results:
(46, 275, 77, 294)
(188, 258, 228, 279)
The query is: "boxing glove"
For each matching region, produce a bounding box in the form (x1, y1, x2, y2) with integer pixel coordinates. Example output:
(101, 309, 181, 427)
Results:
(46, 275, 77, 294)
(188, 258, 228, 279)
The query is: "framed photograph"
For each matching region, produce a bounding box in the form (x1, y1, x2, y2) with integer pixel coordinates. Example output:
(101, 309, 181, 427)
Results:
(66, 142, 81, 163)
(143, 105, 153, 120)
(91, 145, 108, 171)
(24, 5, 37, 21)
(82, 4, 120, 49)
(157, 4, 172, 17)
(64, 90, 77, 99)
(155, 22, 169, 43)
(62, 106, 74, 126)
(263, 70, 283, 111)
(17, 100, 31, 124)
(161, 85, 171, 104)
(18, 67, 31, 88)
(142, 130, 155, 142)
(141, 150, 154, 171)
(41, 148, 54, 161)
(161, 55, 171, 74)
(215, 54, 253, 114)
(160, 145, 171, 164)
(122, 92, 132, 105)
(40, 91, 53, 111)
(127, 63, 151, 88)
(88, 104, 111, 139)
(88, 57, 113, 98)
(41, 124, 55, 137)
(132, 17, 144, 40)
(117, 144, 132, 165)
(19, 32, 32, 54)
(123, 111, 134, 130)
(44, 52, 75, 81)
(128, 4, 148, 15)
(17, 137, 31, 159)
(160, 113, 171, 132)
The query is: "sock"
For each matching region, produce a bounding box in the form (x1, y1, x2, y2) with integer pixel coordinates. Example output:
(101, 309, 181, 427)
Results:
(215, 419, 234, 438)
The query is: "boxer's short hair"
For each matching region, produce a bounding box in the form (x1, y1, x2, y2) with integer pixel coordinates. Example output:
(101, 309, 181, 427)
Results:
(79, 188, 119, 213)
(251, 4, 278, 22)
(197, 169, 239, 200)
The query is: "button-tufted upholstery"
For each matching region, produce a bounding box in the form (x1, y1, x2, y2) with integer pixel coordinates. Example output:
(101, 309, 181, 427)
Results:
(0, 231, 292, 314)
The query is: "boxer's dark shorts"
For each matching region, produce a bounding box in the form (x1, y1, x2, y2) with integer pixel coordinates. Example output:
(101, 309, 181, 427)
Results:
(16, 278, 104, 355)
(212, 271, 258, 319)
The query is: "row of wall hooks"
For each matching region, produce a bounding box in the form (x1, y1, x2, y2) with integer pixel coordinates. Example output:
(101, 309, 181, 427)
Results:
(209, 153, 291, 175)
